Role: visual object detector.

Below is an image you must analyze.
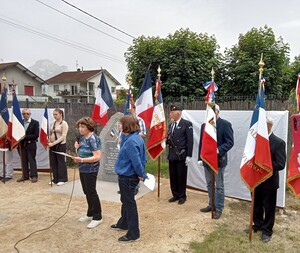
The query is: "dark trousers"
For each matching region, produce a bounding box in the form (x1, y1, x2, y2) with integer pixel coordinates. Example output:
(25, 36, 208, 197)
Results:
(253, 187, 277, 236)
(50, 144, 68, 183)
(80, 172, 102, 220)
(21, 148, 37, 179)
(117, 175, 140, 240)
(168, 160, 188, 200)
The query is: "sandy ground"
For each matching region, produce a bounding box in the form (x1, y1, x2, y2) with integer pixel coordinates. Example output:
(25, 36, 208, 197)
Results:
(0, 169, 217, 253)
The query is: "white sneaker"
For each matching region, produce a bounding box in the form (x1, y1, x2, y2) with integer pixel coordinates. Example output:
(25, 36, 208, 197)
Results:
(78, 216, 93, 222)
(57, 182, 67, 186)
(87, 219, 103, 229)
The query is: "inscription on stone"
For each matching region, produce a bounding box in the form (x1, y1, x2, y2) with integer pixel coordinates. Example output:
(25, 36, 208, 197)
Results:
(98, 112, 123, 182)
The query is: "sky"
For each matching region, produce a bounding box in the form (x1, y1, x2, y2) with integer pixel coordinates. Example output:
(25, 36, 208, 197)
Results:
(1, 0, 300, 85)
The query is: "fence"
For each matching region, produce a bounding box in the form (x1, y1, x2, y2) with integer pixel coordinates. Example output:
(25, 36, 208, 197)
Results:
(17, 97, 295, 162)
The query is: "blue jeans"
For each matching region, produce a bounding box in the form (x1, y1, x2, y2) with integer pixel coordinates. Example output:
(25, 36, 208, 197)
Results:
(117, 175, 140, 240)
(204, 163, 225, 212)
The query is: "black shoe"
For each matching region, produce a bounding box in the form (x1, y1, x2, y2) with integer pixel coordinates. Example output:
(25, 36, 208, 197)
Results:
(17, 177, 29, 182)
(134, 188, 139, 195)
(178, 198, 186, 205)
(200, 206, 212, 212)
(118, 235, 139, 242)
(0, 176, 3, 180)
(111, 224, 127, 231)
(1, 178, 12, 182)
(261, 234, 271, 243)
(213, 211, 222, 219)
(168, 196, 179, 203)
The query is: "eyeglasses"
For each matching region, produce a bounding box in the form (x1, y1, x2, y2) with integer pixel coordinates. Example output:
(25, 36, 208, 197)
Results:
(22, 113, 30, 115)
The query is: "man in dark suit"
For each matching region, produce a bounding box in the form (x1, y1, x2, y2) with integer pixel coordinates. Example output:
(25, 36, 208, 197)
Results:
(199, 104, 234, 219)
(253, 117, 286, 243)
(167, 105, 193, 205)
(17, 108, 39, 183)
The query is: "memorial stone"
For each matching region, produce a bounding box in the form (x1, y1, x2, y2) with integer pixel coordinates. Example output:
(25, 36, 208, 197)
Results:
(98, 112, 123, 182)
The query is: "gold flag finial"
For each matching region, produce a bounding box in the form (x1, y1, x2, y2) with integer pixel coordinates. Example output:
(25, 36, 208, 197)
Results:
(157, 65, 161, 80)
(211, 68, 215, 82)
(258, 53, 264, 80)
(2, 72, 6, 83)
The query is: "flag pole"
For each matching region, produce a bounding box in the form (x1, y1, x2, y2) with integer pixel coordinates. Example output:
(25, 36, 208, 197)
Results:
(157, 66, 161, 198)
(1, 74, 7, 184)
(210, 68, 215, 220)
(248, 54, 265, 241)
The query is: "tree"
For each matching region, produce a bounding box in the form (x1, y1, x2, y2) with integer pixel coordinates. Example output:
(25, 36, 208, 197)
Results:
(125, 28, 222, 99)
(222, 26, 290, 97)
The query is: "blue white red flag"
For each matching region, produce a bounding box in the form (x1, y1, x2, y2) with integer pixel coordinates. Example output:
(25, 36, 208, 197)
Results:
(124, 87, 134, 115)
(0, 88, 9, 148)
(295, 73, 300, 111)
(92, 72, 115, 126)
(7, 94, 25, 150)
(40, 106, 49, 149)
(201, 104, 218, 173)
(240, 78, 273, 191)
(147, 79, 167, 160)
(203, 81, 218, 103)
(135, 69, 154, 128)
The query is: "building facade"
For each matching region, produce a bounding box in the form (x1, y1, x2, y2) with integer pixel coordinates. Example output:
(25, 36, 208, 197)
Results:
(46, 69, 121, 103)
(0, 62, 47, 103)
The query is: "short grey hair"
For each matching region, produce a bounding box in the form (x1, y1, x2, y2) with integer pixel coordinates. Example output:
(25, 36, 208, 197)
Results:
(215, 104, 220, 113)
(266, 116, 274, 125)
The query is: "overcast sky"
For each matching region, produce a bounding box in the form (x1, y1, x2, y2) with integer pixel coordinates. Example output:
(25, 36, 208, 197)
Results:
(1, 0, 300, 84)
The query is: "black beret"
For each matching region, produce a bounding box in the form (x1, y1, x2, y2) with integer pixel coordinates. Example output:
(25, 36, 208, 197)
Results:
(170, 104, 182, 111)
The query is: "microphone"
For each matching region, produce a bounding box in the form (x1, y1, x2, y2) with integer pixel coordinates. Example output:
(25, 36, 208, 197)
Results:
(76, 135, 80, 144)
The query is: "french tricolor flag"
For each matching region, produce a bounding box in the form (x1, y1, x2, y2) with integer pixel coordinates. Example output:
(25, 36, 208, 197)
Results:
(201, 104, 218, 173)
(40, 106, 49, 149)
(92, 72, 114, 126)
(240, 78, 273, 191)
(0, 87, 9, 148)
(7, 94, 25, 150)
(147, 79, 167, 160)
(135, 69, 153, 128)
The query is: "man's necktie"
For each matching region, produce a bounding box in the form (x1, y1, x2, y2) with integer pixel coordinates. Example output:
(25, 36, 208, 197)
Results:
(172, 122, 177, 135)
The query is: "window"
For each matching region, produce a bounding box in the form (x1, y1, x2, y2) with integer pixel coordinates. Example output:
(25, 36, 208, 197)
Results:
(71, 85, 78, 95)
(54, 85, 59, 91)
(111, 86, 116, 93)
(88, 82, 94, 91)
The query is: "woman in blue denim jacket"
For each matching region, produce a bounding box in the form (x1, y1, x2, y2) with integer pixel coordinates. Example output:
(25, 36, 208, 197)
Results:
(111, 115, 147, 242)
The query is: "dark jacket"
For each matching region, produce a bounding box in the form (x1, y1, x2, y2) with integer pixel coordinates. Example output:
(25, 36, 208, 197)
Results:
(256, 133, 286, 190)
(167, 118, 193, 161)
(20, 118, 39, 149)
(198, 117, 234, 168)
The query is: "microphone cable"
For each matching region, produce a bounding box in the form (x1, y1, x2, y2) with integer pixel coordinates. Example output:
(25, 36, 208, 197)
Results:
(13, 163, 77, 253)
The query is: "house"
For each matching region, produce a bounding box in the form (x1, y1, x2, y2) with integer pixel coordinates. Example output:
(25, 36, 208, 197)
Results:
(0, 62, 47, 102)
(46, 68, 121, 103)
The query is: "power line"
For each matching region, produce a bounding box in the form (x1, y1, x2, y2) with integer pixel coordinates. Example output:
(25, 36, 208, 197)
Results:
(35, 0, 131, 46)
(0, 16, 125, 64)
(61, 0, 136, 39)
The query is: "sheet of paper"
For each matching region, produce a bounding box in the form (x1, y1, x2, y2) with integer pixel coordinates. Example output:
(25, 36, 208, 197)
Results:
(52, 151, 74, 159)
(144, 173, 156, 191)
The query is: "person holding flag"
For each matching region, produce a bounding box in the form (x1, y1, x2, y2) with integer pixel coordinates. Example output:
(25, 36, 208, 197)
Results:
(16, 108, 39, 183)
(198, 70, 234, 219)
(250, 116, 286, 243)
(199, 104, 234, 219)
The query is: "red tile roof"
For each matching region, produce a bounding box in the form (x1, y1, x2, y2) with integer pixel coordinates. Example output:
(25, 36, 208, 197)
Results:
(46, 70, 101, 83)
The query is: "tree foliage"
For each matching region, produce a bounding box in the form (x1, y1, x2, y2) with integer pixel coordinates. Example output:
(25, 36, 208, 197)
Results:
(125, 28, 222, 99)
(222, 26, 290, 97)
